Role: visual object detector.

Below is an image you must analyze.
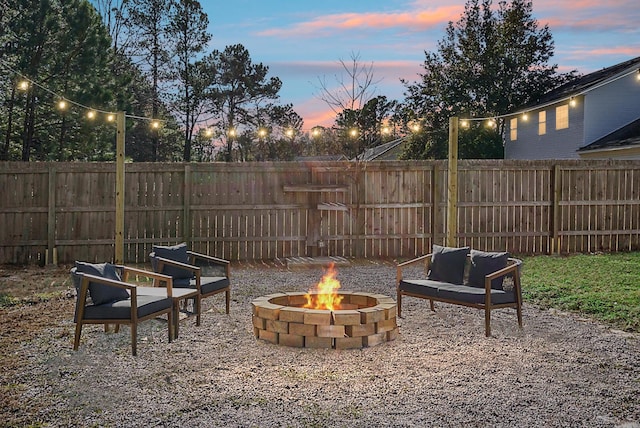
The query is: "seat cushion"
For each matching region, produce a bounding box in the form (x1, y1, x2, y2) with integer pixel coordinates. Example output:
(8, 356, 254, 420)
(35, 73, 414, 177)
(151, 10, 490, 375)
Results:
(399, 279, 516, 305)
(83, 294, 172, 320)
(427, 245, 469, 285)
(152, 243, 193, 279)
(74, 261, 129, 305)
(172, 276, 230, 295)
(199, 276, 230, 295)
(467, 249, 509, 290)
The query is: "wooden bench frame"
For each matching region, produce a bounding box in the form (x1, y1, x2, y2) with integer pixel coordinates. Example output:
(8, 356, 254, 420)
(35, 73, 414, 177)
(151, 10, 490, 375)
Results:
(396, 253, 523, 336)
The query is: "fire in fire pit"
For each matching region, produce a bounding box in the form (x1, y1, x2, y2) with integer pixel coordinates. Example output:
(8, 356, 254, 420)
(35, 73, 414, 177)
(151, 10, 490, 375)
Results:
(252, 263, 398, 349)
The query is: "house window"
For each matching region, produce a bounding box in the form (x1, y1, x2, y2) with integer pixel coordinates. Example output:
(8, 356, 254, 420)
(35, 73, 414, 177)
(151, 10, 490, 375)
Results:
(538, 111, 546, 135)
(510, 118, 518, 141)
(556, 104, 569, 130)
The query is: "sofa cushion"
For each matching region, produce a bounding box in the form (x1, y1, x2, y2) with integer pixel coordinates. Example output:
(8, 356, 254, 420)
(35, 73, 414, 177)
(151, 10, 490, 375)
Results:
(152, 243, 193, 279)
(427, 245, 469, 285)
(74, 261, 129, 305)
(467, 249, 509, 289)
(399, 279, 516, 305)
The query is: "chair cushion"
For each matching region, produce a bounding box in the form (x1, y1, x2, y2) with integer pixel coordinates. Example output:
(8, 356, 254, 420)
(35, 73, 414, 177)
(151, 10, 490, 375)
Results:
(152, 243, 193, 279)
(200, 277, 230, 295)
(83, 294, 172, 320)
(427, 245, 469, 285)
(173, 277, 230, 295)
(74, 261, 130, 305)
(467, 250, 509, 290)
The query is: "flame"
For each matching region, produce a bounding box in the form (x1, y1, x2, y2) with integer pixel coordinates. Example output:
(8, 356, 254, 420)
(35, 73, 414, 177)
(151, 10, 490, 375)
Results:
(303, 263, 344, 311)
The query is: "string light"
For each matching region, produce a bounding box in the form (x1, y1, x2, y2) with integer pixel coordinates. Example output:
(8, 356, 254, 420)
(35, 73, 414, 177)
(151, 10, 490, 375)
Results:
(522, 112, 528, 121)
(57, 99, 67, 110)
(106, 113, 115, 122)
(460, 119, 469, 128)
(151, 120, 161, 130)
(569, 97, 576, 107)
(285, 128, 294, 137)
(18, 80, 29, 91)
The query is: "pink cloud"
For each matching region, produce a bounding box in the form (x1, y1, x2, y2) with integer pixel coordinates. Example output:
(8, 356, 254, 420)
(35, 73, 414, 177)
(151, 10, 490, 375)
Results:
(257, 6, 462, 38)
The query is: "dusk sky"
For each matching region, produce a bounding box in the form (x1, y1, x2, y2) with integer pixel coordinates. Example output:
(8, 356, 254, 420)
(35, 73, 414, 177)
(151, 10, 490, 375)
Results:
(205, 0, 639, 128)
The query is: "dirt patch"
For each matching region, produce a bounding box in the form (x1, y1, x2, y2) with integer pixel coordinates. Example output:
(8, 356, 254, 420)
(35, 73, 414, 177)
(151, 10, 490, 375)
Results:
(1, 262, 639, 427)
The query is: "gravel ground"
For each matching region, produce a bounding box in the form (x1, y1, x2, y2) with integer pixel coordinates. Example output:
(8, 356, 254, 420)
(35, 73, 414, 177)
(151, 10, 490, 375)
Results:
(1, 260, 639, 427)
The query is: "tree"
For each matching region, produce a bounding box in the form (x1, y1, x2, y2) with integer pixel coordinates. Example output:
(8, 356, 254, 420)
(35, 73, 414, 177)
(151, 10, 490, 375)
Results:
(314, 51, 383, 158)
(166, 0, 211, 162)
(207, 44, 283, 162)
(1, 0, 118, 161)
(126, 0, 173, 160)
(402, 0, 576, 159)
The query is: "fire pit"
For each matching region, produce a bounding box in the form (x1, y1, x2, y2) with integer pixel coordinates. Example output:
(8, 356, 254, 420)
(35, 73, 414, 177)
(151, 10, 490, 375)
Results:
(251, 264, 398, 349)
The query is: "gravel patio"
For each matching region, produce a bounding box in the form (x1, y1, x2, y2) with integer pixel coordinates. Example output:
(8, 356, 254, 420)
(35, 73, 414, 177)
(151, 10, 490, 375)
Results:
(1, 260, 639, 427)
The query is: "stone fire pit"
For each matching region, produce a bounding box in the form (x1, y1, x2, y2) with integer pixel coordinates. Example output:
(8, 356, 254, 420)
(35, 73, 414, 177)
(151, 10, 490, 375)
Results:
(251, 291, 398, 349)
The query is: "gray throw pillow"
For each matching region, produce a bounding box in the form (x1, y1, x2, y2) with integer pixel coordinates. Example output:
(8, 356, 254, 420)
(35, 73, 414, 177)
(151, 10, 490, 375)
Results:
(467, 249, 509, 289)
(74, 261, 129, 305)
(152, 243, 193, 279)
(427, 245, 470, 285)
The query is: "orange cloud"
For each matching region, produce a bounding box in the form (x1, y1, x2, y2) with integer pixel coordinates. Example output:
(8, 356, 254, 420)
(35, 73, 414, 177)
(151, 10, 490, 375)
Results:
(257, 6, 462, 38)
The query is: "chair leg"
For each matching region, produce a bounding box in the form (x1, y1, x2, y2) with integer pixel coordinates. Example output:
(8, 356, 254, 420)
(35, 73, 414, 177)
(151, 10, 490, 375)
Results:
(396, 290, 402, 318)
(131, 322, 137, 356)
(73, 322, 83, 351)
(225, 289, 230, 314)
(429, 299, 435, 311)
(196, 295, 202, 326)
(168, 308, 174, 343)
(485, 307, 491, 337)
(516, 304, 523, 328)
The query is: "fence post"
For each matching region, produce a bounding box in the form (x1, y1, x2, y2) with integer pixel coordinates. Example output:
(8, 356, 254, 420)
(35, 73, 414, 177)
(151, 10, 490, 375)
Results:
(115, 111, 125, 264)
(447, 116, 459, 247)
(431, 164, 439, 247)
(552, 163, 561, 254)
(46, 165, 56, 265)
(183, 164, 192, 248)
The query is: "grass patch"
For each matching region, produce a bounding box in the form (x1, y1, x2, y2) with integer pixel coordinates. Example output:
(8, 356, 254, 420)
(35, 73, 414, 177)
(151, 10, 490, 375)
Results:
(521, 252, 640, 332)
(0, 293, 19, 308)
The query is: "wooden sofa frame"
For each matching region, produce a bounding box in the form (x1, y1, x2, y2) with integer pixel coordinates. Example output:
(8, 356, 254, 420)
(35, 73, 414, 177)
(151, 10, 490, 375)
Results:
(396, 253, 523, 336)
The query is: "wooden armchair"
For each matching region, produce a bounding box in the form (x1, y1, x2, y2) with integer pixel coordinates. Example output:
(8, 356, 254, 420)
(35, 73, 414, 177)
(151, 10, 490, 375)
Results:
(149, 243, 231, 326)
(71, 263, 174, 356)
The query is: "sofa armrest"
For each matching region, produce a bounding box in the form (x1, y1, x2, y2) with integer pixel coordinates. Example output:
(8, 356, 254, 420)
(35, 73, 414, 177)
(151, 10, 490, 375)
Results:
(396, 253, 432, 286)
(483, 258, 523, 302)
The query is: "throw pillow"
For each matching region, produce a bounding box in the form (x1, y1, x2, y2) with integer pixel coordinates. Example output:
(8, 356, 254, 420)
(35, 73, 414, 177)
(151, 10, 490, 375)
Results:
(467, 249, 509, 289)
(74, 261, 129, 305)
(427, 245, 470, 285)
(152, 243, 193, 279)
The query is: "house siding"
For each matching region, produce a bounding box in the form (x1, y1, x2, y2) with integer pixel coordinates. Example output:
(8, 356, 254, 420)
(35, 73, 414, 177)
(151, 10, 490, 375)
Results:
(504, 100, 585, 159)
(583, 71, 640, 145)
(505, 64, 640, 160)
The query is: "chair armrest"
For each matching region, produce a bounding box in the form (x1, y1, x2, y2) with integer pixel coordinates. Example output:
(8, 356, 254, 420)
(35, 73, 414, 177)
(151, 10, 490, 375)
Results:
(396, 253, 432, 285)
(154, 256, 200, 273)
(119, 265, 173, 295)
(188, 251, 231, 277)
(79, 273, 136, 293)
(188, 251, 229, 265)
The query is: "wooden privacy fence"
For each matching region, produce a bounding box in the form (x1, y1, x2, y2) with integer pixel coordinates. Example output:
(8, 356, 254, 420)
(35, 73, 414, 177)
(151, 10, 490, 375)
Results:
(1, 160, 639, 264)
